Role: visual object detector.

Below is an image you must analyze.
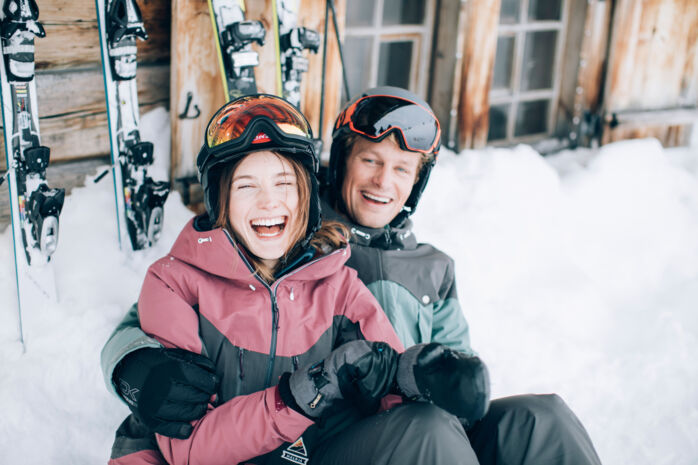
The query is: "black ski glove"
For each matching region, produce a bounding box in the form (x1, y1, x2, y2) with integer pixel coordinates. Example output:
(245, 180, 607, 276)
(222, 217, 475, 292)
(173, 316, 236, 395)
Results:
(395, 342, 490, 428)
(278, 340, 398, 419)
(113, 347, 219, 439)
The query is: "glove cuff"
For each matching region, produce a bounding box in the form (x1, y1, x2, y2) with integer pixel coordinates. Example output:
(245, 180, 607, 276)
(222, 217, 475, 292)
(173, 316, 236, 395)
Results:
(396, 345, 424, 400)
(278, 373, 314, 420)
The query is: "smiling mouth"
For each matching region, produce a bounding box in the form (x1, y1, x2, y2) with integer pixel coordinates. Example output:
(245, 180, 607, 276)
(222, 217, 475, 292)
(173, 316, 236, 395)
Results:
(361, 191, 392, 205)
(250, 216, 287, 237)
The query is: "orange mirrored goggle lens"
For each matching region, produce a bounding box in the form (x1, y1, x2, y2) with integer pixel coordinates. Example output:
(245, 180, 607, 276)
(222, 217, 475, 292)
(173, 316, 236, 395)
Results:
(206, 95, 311, 148)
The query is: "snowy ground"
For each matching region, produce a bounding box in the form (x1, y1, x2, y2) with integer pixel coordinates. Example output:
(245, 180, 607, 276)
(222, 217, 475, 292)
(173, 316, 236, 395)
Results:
(1, 108, 697, 464)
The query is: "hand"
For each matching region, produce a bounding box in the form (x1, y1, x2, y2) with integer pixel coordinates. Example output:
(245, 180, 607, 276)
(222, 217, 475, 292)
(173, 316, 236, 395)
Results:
(279, 340, 398, 419)
(395, 343, 490, 427)
(113, 348, 219, 439)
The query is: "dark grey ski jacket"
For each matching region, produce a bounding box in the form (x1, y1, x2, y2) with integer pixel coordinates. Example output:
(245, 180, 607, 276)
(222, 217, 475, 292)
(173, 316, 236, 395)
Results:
(321, 198, 474, 356)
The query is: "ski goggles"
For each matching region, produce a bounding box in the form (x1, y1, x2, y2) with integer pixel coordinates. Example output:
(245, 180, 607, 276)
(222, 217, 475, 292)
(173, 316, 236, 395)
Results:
(205, 94, 312, 149)
(335, 94, 441, 155)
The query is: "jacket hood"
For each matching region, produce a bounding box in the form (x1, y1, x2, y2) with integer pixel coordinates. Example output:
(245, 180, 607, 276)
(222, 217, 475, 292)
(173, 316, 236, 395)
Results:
(320, 197, 418, 250)
(168, 216, 351, 283)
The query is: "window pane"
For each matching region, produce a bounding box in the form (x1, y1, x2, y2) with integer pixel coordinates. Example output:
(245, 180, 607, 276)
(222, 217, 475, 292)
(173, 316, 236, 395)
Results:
(377, 41, 413, 89)
(346, 0, 375, 27)
(514, 100, 549, 136)
(344, 37, 373, 100)
(382, 0, 426, 25)
(499, 0, 520, 24)
(488, 104, 510, 141)
(520, 30, 557, 91)
(492, 36, 515, 91)
(528, 0, 562, 21)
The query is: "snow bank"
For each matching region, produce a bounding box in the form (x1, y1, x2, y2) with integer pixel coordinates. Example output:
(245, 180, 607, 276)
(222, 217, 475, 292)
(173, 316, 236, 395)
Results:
(1, 106, 696, 465)
(413, 139, 698, 465)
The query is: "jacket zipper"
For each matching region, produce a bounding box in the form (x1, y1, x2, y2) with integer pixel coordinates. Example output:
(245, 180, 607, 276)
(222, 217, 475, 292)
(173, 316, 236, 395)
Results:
(222, 230, 346, 389)
(265, 293, 279, 387)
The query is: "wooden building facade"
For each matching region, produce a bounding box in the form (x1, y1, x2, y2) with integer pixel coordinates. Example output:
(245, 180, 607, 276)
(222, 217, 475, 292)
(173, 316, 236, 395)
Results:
(1, 0, 697, 221)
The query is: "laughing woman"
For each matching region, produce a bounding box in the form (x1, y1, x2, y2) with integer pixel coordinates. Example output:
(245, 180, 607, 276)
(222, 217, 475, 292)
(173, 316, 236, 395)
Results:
(109, 95, 488, 465)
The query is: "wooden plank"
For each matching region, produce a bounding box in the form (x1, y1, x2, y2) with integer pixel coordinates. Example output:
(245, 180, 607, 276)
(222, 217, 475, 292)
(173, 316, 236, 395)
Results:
(679, 0, 698, 104)
(35, 0, 170, 71)
(556, 0, 612, 141)
(170, 0, 225, 180)
(604, 0, 697, 111)
(457, 0, 501, 149)
(429, 0, 466, 151)
(31, 65, 168, 119)
(602, 124, 690, 147)
(0, 101, 166, 171)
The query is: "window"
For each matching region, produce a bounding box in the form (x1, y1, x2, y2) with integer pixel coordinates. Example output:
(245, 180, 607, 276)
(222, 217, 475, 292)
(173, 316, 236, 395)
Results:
(488, 0, 568, 143)
(343, 0, 436, 102)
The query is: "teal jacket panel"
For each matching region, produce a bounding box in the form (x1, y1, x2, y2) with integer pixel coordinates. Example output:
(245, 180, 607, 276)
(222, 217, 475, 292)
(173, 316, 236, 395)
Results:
(100, 303, 162, 397)
(367, 280, 472, 354)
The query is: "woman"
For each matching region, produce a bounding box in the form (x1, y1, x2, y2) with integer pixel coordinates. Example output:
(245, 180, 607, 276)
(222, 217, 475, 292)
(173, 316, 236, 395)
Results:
(111, 95, 486, 465)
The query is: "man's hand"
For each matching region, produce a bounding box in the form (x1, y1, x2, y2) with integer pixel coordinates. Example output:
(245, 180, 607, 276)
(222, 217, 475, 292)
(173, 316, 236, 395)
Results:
(278, 340, 398, 419)
(113, 348, 219, 439)
(396, 342, 490, 427)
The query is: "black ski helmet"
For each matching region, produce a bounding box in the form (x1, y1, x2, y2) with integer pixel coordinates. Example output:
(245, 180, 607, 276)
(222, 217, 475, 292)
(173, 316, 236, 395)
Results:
(328, 86, 441, 228)
(197, 94, 321, 244)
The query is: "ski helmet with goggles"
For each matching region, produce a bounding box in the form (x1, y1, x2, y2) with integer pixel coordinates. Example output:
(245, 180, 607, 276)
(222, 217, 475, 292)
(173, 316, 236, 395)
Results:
(329, 86, 441, 228)
(197, 94, 321, 242)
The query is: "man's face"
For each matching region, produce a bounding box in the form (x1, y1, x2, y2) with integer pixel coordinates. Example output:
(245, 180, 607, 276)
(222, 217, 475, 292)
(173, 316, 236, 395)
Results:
(340, 136, 421, 228)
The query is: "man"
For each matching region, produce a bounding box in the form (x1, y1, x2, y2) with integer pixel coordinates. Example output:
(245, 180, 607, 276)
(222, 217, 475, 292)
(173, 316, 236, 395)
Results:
(103, 87, 601, 464)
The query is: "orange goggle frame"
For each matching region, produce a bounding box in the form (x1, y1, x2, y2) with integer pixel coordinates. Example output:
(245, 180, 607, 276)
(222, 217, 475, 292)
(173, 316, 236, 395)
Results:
(335, 94, 441, 155)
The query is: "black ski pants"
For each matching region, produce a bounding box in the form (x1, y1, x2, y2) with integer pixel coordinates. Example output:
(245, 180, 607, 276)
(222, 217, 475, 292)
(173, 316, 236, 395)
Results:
(285, 394, 602, 465)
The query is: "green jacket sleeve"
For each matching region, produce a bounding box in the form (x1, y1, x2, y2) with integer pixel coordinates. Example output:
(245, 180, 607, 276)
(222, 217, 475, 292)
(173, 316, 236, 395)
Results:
(431, 297, 475, 355)
(431, 259, 476, 356)
(100, 303, 162, 399)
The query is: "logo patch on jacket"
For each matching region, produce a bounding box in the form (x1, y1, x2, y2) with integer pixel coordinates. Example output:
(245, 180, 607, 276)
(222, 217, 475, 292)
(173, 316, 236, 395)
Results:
(281, 437, 308, 464)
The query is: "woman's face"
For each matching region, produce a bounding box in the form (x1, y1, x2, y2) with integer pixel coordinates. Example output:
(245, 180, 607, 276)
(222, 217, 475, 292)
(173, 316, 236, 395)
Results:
(228, 151, 300, 269)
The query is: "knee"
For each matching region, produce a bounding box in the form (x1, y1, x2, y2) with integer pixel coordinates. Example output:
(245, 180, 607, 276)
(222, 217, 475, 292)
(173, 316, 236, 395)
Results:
(394, 402, 467, 440)
(489, 393, 576, 429)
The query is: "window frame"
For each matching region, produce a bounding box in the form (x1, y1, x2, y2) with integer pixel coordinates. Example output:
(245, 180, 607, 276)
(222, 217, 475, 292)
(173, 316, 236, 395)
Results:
(342, 0, 437, 100)
(488, 0, 570, 144)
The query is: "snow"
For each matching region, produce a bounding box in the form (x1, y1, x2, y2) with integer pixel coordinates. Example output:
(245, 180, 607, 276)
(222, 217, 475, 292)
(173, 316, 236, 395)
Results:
(1, 108, 697, 464)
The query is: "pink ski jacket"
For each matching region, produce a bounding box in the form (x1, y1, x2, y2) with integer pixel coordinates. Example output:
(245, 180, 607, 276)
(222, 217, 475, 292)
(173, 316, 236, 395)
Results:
(116, 217, 403, 465)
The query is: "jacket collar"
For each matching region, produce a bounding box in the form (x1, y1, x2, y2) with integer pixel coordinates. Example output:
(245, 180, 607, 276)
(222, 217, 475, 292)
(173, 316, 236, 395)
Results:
(320, 197, 418, 250)
(168, 216, 350, 284)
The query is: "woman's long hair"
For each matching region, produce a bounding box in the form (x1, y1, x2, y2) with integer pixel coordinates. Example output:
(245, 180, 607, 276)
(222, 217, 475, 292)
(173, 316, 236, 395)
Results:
(215, 152, 348, 282)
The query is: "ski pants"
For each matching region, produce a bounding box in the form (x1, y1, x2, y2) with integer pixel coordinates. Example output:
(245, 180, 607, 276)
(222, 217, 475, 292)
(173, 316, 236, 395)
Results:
(258, 394, 602, 465)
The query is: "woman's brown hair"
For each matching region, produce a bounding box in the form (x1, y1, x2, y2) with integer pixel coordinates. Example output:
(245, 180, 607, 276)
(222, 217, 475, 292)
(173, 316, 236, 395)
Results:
(214, 151, 348, 282)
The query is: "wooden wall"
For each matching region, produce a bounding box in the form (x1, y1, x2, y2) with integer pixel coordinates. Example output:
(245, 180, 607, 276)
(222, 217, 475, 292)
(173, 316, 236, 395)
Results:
(602, 0, 698, 144)
(0, 0, 170, 171)
(445, 0, 698, 151)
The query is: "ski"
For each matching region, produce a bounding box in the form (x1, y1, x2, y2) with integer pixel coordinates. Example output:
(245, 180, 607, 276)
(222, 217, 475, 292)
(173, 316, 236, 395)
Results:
(208, 0, 265, 101)
(273, 0, 320, 108)
(95, 0, 169, 252)
(0, 0, 65, 346)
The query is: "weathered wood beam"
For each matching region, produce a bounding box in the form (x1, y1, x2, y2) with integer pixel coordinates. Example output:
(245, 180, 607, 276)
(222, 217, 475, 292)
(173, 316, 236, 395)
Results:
(36, 0, 170, 70)
(457, 0, 501, 149)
